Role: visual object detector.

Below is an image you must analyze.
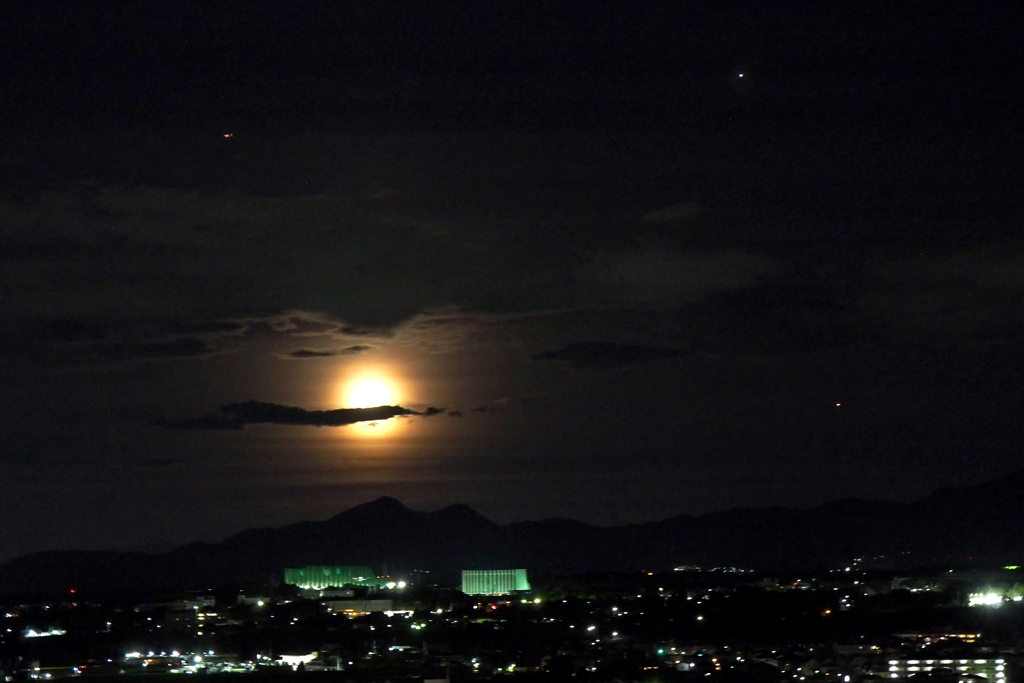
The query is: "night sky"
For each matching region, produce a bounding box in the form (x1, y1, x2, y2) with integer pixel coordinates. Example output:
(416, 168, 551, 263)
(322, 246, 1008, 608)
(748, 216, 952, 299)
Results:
(2, 2, 1022, 562)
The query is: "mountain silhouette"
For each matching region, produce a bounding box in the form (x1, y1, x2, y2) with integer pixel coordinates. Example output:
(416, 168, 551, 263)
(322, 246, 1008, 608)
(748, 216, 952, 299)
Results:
(2, 471, 1023, 595)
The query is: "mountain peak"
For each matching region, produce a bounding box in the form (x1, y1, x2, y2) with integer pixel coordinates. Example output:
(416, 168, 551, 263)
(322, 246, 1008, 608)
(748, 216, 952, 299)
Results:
(329, 496, 411, 522)
(369, 495, 407, 508)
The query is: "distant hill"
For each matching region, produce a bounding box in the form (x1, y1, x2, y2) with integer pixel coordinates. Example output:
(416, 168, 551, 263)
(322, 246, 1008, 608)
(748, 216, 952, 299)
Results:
(2, 471, 1024, 595)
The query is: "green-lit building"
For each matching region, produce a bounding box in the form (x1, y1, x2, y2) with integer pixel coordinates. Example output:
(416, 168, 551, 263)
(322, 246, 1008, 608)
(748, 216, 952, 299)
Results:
(461, 569, 530, 596)
(284, 566, 382, 589)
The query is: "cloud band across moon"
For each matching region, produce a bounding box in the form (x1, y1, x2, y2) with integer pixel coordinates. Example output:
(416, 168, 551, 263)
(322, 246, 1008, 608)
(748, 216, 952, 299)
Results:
(156, 400, 444, 430)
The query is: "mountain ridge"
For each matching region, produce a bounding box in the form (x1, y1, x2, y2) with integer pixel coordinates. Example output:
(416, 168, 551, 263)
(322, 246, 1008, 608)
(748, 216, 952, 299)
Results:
(2, 472, 1023, 595)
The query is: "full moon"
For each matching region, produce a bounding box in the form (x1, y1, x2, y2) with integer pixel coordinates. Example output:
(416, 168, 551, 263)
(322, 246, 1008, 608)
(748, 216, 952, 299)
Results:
(346, 379, 395, 408)
(336, 368, 407, 438)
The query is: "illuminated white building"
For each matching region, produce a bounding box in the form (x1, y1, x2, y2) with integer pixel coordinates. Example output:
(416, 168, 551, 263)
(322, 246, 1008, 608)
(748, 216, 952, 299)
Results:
(968, 591, 1005, 607)
(461, 569, 530, 596)
(887, 658, 1006, 681)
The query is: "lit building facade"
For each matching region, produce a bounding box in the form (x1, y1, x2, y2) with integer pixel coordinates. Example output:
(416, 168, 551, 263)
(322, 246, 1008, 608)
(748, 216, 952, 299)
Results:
(284, 566, 381, 589)
(461, 569, 530, 595)
(886, 658, 1006, 681)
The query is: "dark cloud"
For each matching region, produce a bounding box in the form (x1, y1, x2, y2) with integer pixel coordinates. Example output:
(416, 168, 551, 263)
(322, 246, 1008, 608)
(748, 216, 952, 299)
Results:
(38, 318, 108, 343)
(866, 244, 1024, 343)
(36, 317, 245, 345)
(533, 342, 687, 369)
(679, 279, 869, 356)
(118, 337, 218, 360)
(642, 202, 705, 223)
(11, 139, 1009, 353)
(0, 227, 176, 263)
(664, 245, 1024, 356)
(339, 325, 394, 337)
(472, 397, 511, 413)
(574, 248, 778, 308)
(0, 315, 247, 367)
(0, 153, 784, 339)
(0, 0, 1019, 349)
(286, 348, 341, 359)
(469, 393, 547, 413)
(267, 315, 341, 336)
(136, 458, 186, 468)
(158, 320, 248, 336)
(158, 400, 443, 430)
(448, 410, 464, 418)
(283, 345, 371, 359)
(20, 335, 221, 366)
